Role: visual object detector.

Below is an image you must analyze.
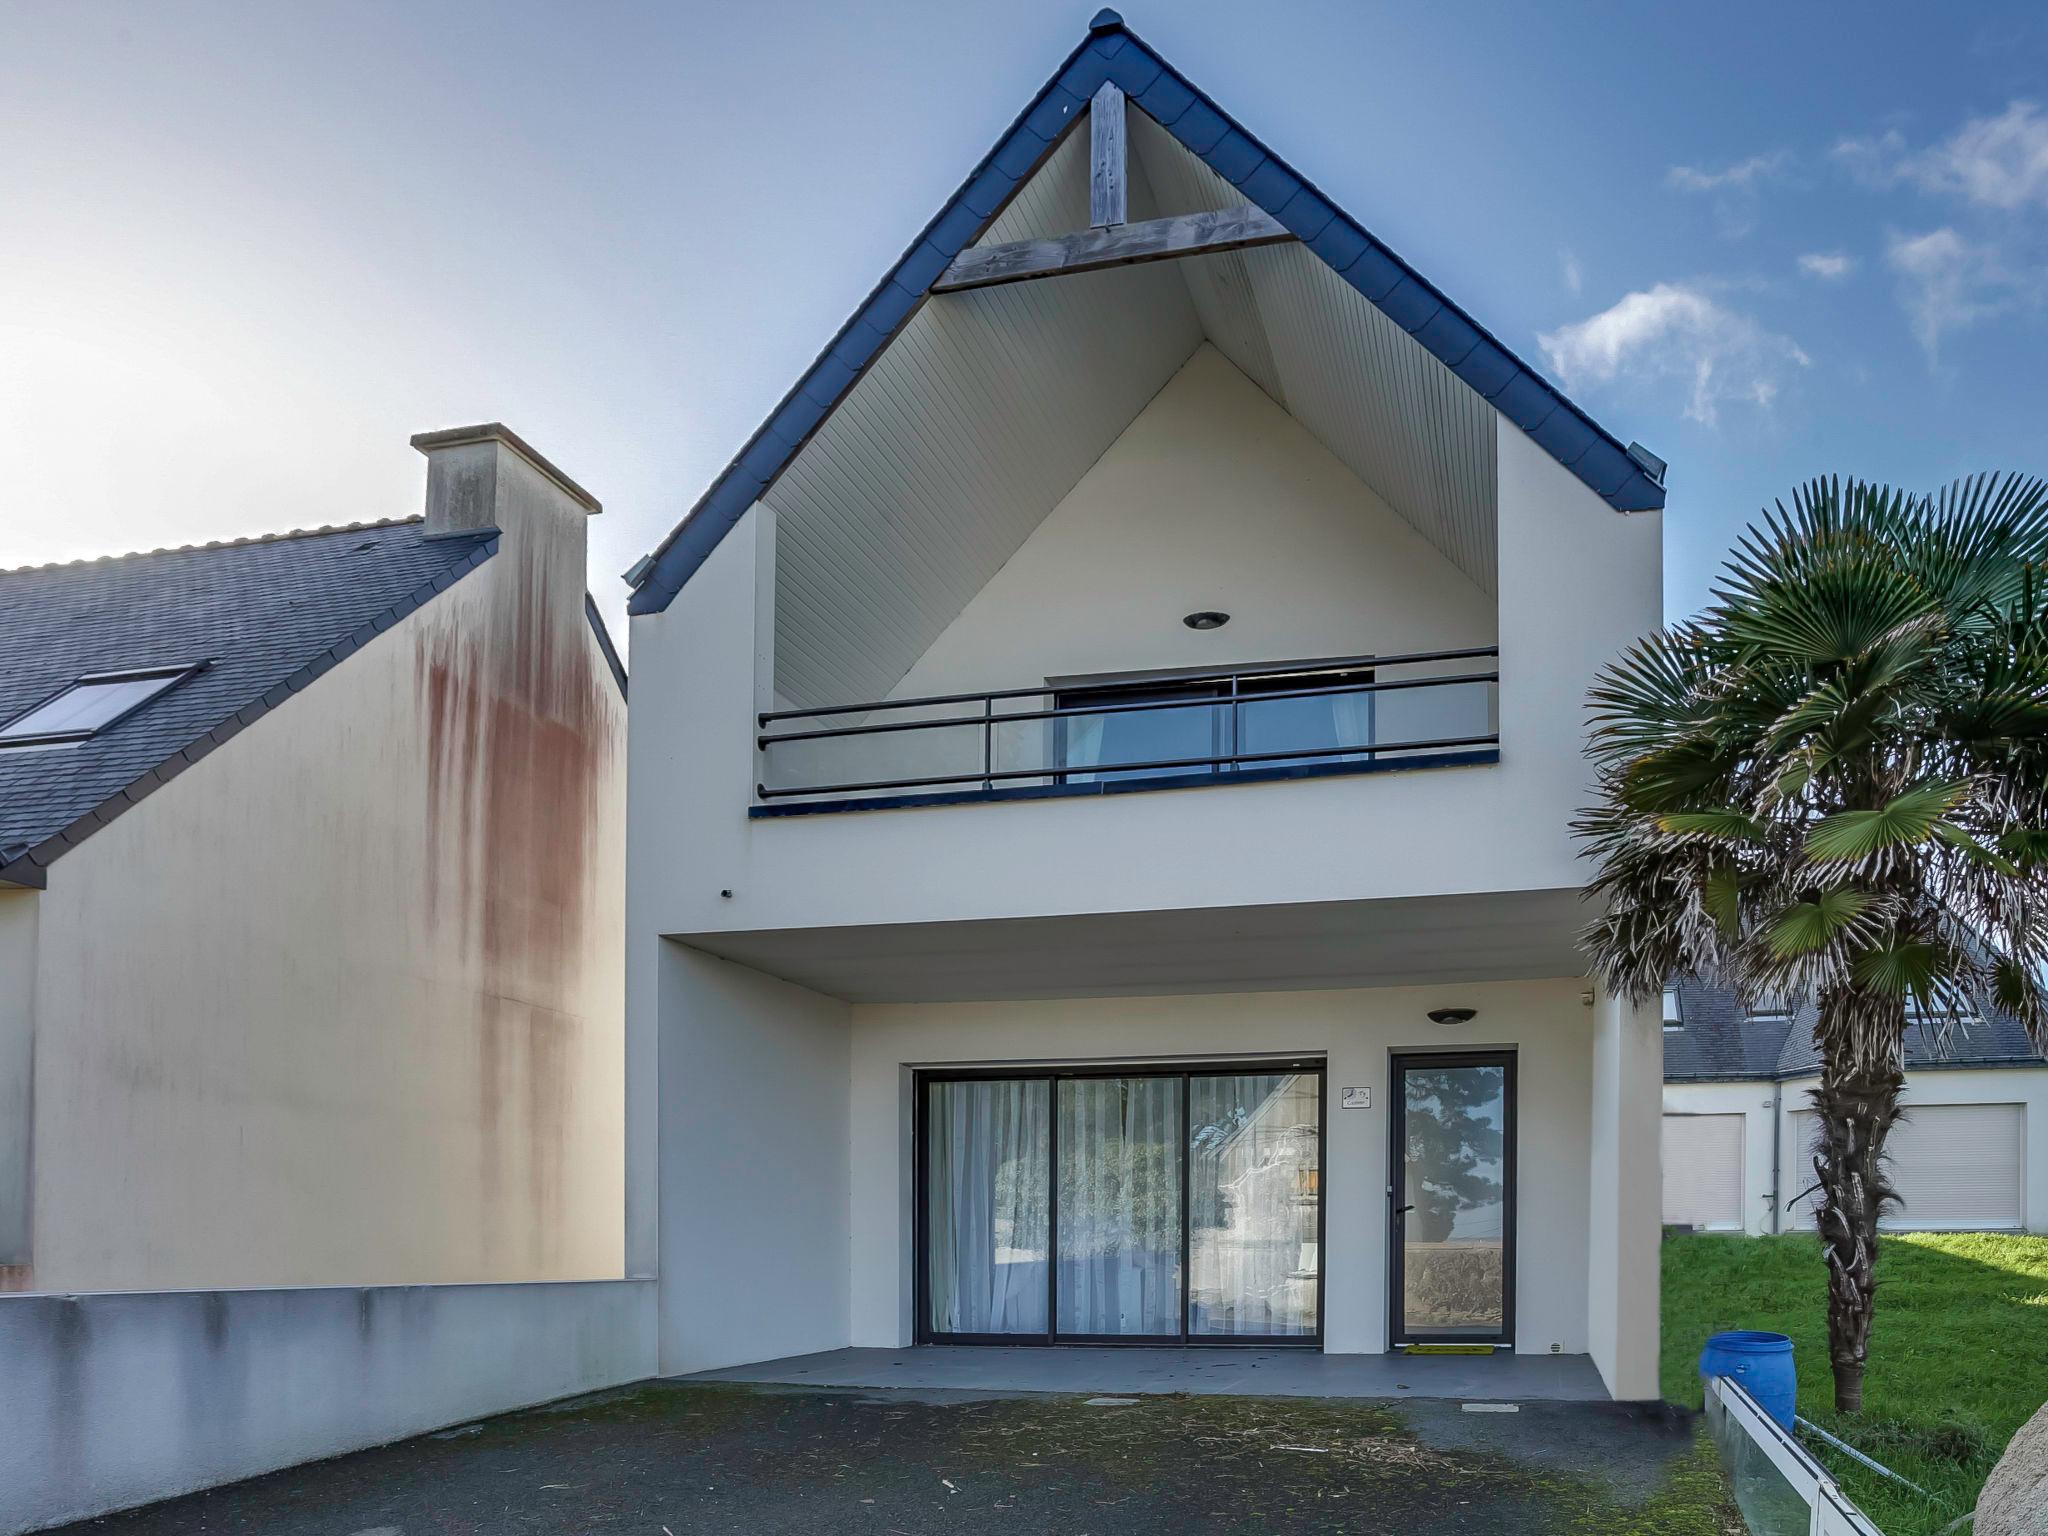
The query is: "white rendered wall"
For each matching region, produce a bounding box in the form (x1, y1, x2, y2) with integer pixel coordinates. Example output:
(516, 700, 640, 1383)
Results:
(15, 485, 627, 1293)
(0, 1277, 654, 1535)
(1666, 1068, 2047, 1235)
(1779, 1068, 2046, 1233)
(1663, 1080, 1783, 1235)
(888, 346, 1495, 699)
(626, 403, 1661, 946)
(1586, 985, 1662, 1400)
(656, 943, 850, 1375)
(847, 978, 1593, 1360)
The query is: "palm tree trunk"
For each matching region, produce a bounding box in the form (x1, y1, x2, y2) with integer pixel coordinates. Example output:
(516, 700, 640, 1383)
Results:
(1807, 1061, 1903, 1415)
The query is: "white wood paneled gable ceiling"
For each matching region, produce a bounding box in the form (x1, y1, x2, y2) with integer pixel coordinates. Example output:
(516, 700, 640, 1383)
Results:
(768, 112, 1497, 709)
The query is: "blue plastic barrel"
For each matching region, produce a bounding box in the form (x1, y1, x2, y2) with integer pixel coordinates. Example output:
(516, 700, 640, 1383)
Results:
(1700, 1330, 1796, 1430)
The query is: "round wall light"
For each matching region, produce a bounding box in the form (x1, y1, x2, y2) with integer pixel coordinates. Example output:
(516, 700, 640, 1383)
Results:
(1427, 1007, 1478, 1027)
(1183, 610, 1230, 630)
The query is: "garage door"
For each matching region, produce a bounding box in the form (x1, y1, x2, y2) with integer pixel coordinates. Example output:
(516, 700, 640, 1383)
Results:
(1663, 1113, 1745, 1231)
(1789, 1103, 2024, 1231)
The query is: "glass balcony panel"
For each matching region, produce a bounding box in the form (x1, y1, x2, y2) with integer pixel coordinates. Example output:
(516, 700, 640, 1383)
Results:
(759, 700, 984, 795)
(756, 649, 1500, 801)
(1374, 679, 1496, 757)
(1237, 688, 1373, 769)
(1058, 698, 1231, 783)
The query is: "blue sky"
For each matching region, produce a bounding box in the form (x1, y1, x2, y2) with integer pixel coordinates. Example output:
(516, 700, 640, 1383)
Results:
(5, 1, 2046, 646)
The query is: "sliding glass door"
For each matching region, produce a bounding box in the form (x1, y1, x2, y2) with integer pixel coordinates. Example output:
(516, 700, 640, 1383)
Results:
(918, 1062, 1323, 1346)
(1057, 1077, 1183, 1339)
(1188, 1072, 1321, 1338)
(924, 1078, 1050, 1337)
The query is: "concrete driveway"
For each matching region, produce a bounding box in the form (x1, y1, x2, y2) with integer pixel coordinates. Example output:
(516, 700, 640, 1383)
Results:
(50, 1381, 1740, 1535)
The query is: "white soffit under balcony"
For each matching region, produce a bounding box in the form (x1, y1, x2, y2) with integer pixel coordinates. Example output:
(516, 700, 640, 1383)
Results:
(767, 111, 1498, 710)
(680, 889, 1591, 1004)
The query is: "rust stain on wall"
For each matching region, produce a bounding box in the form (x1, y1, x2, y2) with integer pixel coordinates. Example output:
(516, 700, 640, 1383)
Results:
(413, 518, 620, 1267)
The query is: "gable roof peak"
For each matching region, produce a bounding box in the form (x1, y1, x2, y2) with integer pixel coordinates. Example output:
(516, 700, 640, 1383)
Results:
(627, 15, 1666, 616)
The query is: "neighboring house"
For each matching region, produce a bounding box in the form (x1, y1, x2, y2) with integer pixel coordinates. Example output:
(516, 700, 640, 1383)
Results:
(0, 424, 628, 1293)
(1662, 979, 2047, 1236)
(624, 13, 1668, 1400)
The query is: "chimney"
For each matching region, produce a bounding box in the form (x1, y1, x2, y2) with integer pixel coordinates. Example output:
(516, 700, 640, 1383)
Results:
(410, 423, 601, 543)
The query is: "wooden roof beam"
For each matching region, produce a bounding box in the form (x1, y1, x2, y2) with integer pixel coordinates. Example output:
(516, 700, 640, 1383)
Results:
(1090, 82, 1127, 228)
(932, 205, 1296, 294)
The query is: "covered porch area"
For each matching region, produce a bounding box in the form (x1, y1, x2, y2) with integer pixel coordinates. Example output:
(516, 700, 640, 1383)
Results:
(653, 887, 1662, 1401)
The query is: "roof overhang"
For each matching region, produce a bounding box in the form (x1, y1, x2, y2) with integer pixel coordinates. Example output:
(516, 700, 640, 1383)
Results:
(628, 9, 1664, 617)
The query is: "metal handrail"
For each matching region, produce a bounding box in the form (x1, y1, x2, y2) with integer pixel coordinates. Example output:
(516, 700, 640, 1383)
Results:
(756, 731, 1501, 800)
(756, 667, 1500, 748)
(756, 645, 1500, 725)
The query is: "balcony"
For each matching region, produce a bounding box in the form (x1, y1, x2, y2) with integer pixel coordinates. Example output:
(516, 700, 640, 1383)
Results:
(754, 647, 1500, 815)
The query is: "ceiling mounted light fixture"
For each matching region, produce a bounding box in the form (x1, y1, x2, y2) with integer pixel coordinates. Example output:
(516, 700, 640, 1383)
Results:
(1183, 610, 1230, 631)
(1427, 1007, 1478, 1027)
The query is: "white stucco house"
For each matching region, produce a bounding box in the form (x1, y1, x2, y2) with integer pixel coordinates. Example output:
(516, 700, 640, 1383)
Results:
(624, 11, 1670, 1402)
(1, 426, 652, 1533)
(1662, 979, 2048, 1236)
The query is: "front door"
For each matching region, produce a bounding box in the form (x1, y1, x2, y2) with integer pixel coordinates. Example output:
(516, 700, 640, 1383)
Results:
(917, 1062, 1324, 1345)
(1389, 1052, 1516, 1347)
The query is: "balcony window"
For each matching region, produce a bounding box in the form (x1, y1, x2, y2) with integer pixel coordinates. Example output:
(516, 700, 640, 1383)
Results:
(1055, 665, 1376, 784)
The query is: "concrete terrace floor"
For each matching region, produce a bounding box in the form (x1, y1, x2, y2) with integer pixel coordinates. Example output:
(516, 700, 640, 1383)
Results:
(688, 1344, 1612, 1400)
(50, 1379, 1742, 1536)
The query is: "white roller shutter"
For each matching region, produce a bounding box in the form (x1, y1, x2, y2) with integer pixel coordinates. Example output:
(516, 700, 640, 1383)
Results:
(1663, 1113, 1745, 1230)
(1789, 1103, 2023, 1231)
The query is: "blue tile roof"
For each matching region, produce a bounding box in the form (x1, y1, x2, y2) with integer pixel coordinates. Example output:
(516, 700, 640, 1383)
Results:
(0, 519, 497, 885)
(627, 10, 1667, 616)
(1664, 977, 2044, 1082)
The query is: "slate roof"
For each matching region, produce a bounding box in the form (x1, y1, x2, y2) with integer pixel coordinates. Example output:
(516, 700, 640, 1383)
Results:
(626, 9, 1666, 616)
(1665, 976, 2045, 1082)
(0, 519, 497, 886)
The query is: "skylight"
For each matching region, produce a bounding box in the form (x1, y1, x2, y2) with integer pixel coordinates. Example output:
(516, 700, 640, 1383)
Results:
(1662, 985, 1683, 1030)
(0, 666, 199, 747)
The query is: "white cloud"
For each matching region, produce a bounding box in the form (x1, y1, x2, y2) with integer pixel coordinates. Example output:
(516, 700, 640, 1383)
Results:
(1560, 249, 1583, 296)
(1885, 227, 2011, 360)
(1798, 251, 1856, 280)
(1832, 127, 1909, 188)
(1538, 282, 1810, 426)
(1666, 152, 1788, 193)
(1665, 151, 1789, 239)
(1905, 101, 2048, 209)
(1836, 103, 2048, 209)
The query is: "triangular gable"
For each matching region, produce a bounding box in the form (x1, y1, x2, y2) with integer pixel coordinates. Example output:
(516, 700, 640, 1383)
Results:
(627, 9, 1665, 617)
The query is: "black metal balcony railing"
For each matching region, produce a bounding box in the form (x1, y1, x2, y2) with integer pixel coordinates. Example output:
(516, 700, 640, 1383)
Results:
(756, 646, 1500, 803)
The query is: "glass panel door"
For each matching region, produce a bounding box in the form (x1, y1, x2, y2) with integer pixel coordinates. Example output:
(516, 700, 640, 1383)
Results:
(919, 1062, 1323, 1346)
(1392, 1054, 1514, 1344)
(1056, 1077, 1183, 1338)
(1188, 1072, 1320, 1337)
(925, 1078, 1050, 1337)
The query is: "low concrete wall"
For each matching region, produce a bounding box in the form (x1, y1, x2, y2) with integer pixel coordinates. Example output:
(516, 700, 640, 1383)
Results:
(0, 1277, 657, 1534)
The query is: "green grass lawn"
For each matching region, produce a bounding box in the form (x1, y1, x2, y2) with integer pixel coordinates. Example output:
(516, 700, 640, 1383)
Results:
(1662, 1231, 2048, 1535)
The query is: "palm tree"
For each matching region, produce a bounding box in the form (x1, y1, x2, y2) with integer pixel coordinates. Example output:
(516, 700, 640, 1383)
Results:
(1577, 473, 2048, 1413)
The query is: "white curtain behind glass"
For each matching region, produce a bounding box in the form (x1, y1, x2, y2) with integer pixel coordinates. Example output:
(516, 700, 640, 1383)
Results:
(1057, 1078, 1182, 1335)
(926, 1080, 1049, 1335)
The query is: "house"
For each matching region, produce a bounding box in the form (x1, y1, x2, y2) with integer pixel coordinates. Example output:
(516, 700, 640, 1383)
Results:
(1662, 979, 2048, 1236)
(0, 424, 628, 1295)
(1, 426, 658, 1534)
(623, 12, 1668, 1400)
